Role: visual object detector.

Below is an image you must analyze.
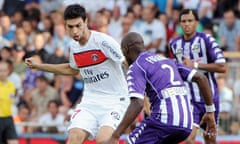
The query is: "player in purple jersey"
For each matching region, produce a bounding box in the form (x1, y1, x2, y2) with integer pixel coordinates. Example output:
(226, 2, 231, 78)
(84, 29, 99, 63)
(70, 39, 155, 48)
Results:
(106, 32, 216, 144)
(169, 9, 227, 144)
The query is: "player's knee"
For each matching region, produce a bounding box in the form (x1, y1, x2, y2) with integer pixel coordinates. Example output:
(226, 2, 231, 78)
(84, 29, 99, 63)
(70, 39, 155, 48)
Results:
(96, 137, 109, 144)
(68, 133, 82, 144)
(68, 129, 87, 144)
(184, 138, 195, 144)
(184, 134, 196, 144)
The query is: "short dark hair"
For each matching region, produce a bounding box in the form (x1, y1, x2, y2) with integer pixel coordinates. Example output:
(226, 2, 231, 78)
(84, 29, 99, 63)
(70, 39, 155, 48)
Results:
(36, 75, 48, 82)
(64, 4, 87, 21)
(48, 99, 60, 108)
(223, 8, 237, 16)
(179, 9, 199, 22)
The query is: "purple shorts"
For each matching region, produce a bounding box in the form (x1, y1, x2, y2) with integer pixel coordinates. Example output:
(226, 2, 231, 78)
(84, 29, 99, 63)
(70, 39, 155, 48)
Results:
(127, 118, 191, 144)
(192, 100, 219, 129)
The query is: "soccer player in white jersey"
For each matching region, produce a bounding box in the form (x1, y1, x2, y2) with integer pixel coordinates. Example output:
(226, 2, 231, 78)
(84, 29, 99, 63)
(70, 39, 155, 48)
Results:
(169, 9, 227, 144)
(25, 4, 129, 144)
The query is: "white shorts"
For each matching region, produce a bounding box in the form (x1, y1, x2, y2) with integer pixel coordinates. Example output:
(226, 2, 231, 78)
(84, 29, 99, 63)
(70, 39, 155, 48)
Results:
(67, 97, 129, 138)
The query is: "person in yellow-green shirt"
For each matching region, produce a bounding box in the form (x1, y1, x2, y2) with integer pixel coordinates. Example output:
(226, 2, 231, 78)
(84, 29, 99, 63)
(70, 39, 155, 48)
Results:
(0, 60, 18, 144)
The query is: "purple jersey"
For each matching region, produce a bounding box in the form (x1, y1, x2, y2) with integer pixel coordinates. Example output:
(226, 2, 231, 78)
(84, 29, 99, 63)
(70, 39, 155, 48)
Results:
(127, 51, 196, 129)
(169, 32, 226, 103)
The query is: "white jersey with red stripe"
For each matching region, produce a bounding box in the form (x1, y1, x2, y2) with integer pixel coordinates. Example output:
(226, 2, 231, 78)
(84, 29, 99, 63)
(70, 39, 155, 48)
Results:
(69, 30, 128, 104)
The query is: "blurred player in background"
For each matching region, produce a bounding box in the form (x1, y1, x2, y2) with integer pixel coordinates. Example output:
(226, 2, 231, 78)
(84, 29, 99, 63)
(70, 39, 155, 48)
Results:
(169, 9, 227, 144)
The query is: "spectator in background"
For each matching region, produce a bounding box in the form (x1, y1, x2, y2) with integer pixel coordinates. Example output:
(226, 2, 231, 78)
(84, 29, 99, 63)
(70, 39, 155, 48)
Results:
(14, 26, 28, 52)
(7, 59, 23, 115)
(0, 26, 11, 50)
(198, 0, 214, 25)
(49, 11, 64, 26)
(182, 0, 200, 10)
(47, 47, 69, 64)
(39, 16, 54, 34)
(217, 74, 233, 115)
(0, 60, 18, 144)
(22, 19, 35, 46)
(38, 100, 65, 133)
(217, 74, 234, 135)
(53, 23, 71, 57)
(95, 11, 110, 34)
(218, 8, 240, 52)
(2, 0, 25, 16)
(0, 14, 15, 42)
(233, 68, 240, 119)
(131, 3, 143, 29)
(158, 12, 174, 44)
(25, 31, 51, 63)
(24, 0, 40, 11)
(42, 31, 55, 55)
(23, 54, 44, 91)
(115, 14, 137, 43)
(12, 45, 26, 78)
(12, 26, 27, 77)
(29, 75, 59, 120)
(167, 5, 182, 38)
(0, 46, 12, 61)
(108, 5, 122, 40)
(202, 22, 221, 46)
(230, 120, 240, 135)
(11, 10, 25, 29)
(14, 103, 31, 135)
(59, 75, 84, 117)
(139, 6, 166, 53)
(149, 0, 176, 18)
(27, 8, 41, 32)
(40, 0, 62, 17)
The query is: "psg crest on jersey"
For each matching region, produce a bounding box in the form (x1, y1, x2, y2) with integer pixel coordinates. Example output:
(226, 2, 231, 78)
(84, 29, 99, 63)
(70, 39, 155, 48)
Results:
(91, 54, 99, 62)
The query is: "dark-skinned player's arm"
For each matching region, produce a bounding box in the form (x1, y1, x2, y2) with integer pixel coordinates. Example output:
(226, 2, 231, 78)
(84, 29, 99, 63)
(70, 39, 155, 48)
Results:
(191, 72, 217, 136)
(177, 62, 216, 136)
(105, 98, 144, 144)
(112, 98, 143, 139)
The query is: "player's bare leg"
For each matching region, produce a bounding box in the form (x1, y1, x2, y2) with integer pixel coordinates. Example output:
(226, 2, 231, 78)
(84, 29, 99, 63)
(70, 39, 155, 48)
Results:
(185, 126, 197, 144)
(96, 126, 114, 144)
(7, 140, 18, 144)
(203, 130, 217, 144)
(68, 128, 90, 144)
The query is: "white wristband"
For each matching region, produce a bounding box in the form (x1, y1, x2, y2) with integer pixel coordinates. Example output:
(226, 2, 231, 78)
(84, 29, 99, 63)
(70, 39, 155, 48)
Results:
(194, 62, 199, 69)
(205, 104, 216, 112)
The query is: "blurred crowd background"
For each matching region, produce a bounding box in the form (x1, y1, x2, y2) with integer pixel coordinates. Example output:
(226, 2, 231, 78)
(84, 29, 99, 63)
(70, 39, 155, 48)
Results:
(0, 0, 240, 137)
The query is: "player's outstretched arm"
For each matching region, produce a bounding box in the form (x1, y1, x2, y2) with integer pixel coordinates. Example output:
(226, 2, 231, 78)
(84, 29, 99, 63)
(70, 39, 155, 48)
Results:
(25, 57, 79, 75)
(105, 98, 144, 144)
